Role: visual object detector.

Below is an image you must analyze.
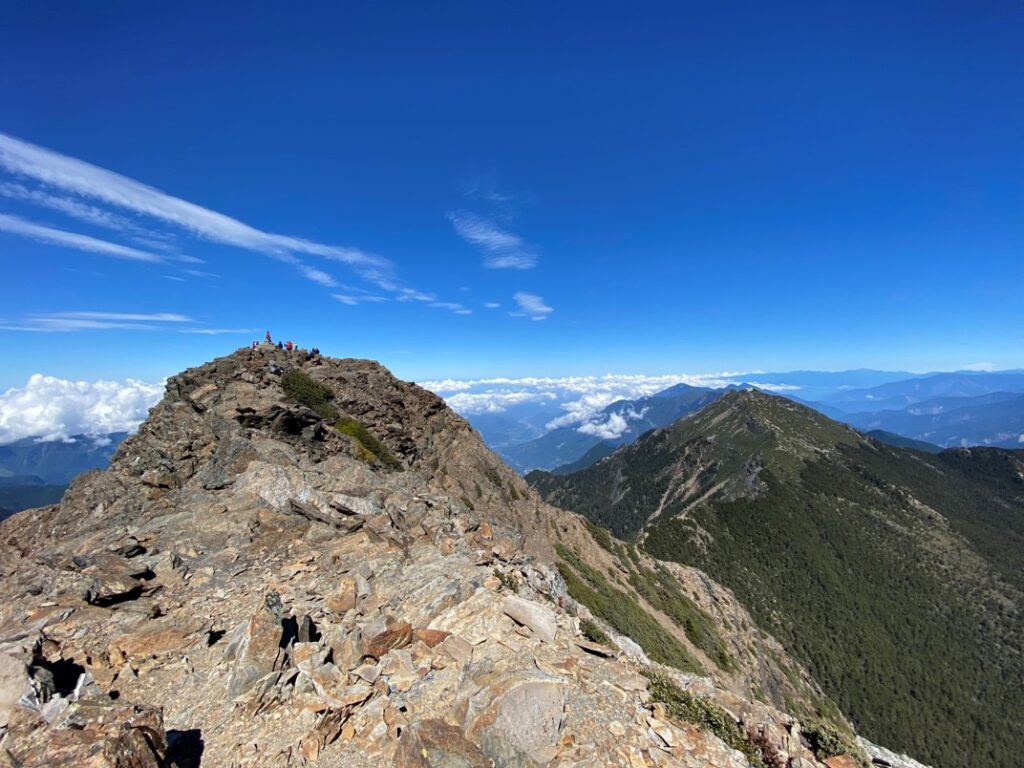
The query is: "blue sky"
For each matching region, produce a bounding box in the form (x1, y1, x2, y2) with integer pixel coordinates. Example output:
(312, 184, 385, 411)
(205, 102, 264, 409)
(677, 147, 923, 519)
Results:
(1, 2, 1023, 394)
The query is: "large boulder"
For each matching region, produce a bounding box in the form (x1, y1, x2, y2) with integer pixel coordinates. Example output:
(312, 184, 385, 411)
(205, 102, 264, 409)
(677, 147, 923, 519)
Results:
(0, 653, 32, 728)
(501, 596, 557, 643)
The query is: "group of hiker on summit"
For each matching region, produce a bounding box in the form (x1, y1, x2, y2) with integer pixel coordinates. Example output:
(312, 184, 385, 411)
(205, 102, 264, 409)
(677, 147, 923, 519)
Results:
(250, 331, 321, 360)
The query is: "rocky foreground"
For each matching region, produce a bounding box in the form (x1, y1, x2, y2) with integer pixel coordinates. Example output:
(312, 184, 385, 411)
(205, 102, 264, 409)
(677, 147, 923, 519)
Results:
(0, 348, 907, 767)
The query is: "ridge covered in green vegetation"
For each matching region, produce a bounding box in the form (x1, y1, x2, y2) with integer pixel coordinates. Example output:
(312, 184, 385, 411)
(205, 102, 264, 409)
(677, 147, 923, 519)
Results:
(531, 390, 1024, 768)
(282, 369, 401, 468)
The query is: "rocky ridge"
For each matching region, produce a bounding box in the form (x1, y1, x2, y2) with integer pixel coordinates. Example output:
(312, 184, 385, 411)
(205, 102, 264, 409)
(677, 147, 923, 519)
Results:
(0, 347, 878, 767)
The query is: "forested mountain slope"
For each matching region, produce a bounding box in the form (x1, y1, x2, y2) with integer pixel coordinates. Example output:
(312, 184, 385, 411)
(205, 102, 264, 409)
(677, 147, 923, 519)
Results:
(529, 389, 1024, 768)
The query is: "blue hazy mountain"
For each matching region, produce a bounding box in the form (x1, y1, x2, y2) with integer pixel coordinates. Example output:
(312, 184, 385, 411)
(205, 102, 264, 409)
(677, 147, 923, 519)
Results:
(842, 392, 1024, 449)
(730, 369, 915, 402)
(0, 432, 127, 485)
(500, 383, 723, 472)
(0, 432, 127, 518)
(0, 476, 66, 521)
(821, 371, 1024, 413)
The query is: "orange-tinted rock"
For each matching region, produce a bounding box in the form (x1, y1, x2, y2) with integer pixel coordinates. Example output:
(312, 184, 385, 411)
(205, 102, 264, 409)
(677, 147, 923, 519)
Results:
(363, 620, 412, 659)
(395, 718, 493, 768)
(325, 577, 358, 615)
(413, 628, 450, 648)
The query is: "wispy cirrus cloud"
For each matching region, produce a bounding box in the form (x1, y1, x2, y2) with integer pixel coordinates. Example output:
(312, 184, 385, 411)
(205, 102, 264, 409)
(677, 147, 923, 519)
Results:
(297, 264, 340, 288)
(332, 293, 388, 306)
(180, 327, 260, 335)
(511, 292, 553, 320)
(0, 132, 461, 305)
(429, 301, 472, 316)
(448, 211, 538, 270)
(1, 181, 140, 233)
(0, 132, 384, 269)
(0, 311, 259, 336)
(1, 311, 191, 332)
(0, 212, 165, 263)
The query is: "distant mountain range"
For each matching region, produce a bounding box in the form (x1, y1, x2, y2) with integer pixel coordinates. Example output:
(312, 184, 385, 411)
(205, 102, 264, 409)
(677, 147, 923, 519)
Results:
(818, 371, 1024, 412)
(499, 383, 723, 472)
(528, 389, 1024, 768)
(0, 433, 126, 519)
(842, 392, 1024, 448)
(458, 369, 1024, 472)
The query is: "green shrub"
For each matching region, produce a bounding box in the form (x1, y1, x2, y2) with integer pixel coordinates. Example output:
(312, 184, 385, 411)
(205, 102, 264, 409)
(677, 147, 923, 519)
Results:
(579, 617, 610, 644)
(282, 370, 339, 421)
(335, 417, 402, 469)
(646, 670, 772, 768)
(584, 519, 615, 553)
(619, 546, 734, 671)
(803, 722, 848, 760)
(555, 543, 703, 674)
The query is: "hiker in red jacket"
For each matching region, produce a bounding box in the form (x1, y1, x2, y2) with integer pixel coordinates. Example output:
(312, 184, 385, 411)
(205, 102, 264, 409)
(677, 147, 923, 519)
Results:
(285, 340, 294, 351)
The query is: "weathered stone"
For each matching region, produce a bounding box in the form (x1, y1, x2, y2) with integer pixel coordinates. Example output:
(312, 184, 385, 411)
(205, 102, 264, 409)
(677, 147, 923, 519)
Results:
(225, 592, 287, 697)
(438, 635, 474, 664)
(467, 676, 566, 765)
(395, 718, 494, 767)
(363, 619, 412, 660)
(0, 348, 880, 768)
(5, 699, 167, 768)
(109, 625, 196, 667)
(502, 595, 557, 643)
(0, 654, 32, 728)
(412, 628, 450, 648)
(325, 576, 358, 615)
(824, 756, 860, 768)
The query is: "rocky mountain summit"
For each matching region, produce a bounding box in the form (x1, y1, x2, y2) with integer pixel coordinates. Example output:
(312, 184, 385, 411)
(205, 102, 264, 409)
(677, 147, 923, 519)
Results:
(0, 348, 885, 767)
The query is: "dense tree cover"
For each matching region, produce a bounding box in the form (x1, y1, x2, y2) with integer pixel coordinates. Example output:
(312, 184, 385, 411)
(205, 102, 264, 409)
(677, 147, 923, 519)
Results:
(533, 390, 1024, 768)
(0, 483, 65, 517)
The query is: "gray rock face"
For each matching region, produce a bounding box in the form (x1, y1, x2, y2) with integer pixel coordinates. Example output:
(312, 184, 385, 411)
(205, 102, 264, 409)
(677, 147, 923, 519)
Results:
(858, 738, 935, 768)
(484, 678, 565, 764)
(0, 653, 31, 727)
(501, 595, 557, 643)
(225, 592, 288, 697)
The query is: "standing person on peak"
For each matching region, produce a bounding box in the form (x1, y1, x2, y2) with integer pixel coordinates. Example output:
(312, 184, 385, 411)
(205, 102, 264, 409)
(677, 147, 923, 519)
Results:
(285, 340, 294, 351)
(265, 330, 272, 344)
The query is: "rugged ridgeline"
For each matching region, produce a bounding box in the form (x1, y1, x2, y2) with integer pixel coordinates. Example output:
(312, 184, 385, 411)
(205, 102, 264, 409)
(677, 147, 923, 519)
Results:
(529, 390, 1024, 768)
(0, 348, 895, 768)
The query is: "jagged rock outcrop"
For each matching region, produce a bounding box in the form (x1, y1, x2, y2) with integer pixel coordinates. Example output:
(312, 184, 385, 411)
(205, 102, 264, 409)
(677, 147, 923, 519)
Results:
(0, 348, 873, 766)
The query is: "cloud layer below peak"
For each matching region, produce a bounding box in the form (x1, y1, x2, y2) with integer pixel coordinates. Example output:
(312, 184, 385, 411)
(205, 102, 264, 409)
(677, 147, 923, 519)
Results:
(0, 374, 164, 444)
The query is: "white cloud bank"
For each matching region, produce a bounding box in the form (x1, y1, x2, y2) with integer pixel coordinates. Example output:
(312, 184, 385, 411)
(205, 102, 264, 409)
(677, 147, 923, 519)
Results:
(0, 374, 164, 444)
(422, 372, 742, 429)
(446, 390, 558, 414)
